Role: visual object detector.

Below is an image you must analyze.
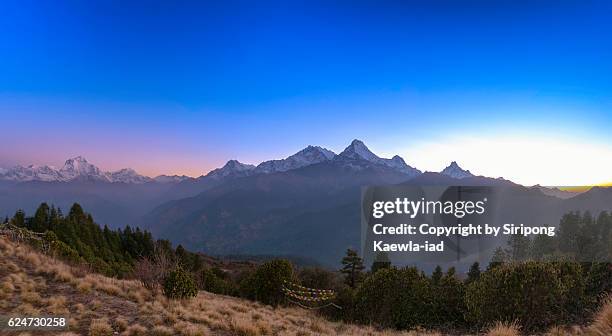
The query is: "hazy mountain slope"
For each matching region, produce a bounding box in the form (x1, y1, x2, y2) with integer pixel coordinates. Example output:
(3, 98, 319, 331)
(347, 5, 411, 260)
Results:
(144, 157, 612, 266)
(142, 159, 414, 265)
(0, 181, 181, 228)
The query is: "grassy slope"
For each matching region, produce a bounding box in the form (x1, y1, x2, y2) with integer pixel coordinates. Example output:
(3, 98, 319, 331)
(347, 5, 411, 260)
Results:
(0, 236, 438, 336)
(0, 235, 610, 336)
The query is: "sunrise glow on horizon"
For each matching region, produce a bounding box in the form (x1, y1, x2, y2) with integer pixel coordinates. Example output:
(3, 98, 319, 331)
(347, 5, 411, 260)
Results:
(1, 1, 611, 186)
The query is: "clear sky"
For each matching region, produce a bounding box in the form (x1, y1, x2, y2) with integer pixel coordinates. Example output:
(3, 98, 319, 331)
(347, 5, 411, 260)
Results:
(1, 0, 611, 185)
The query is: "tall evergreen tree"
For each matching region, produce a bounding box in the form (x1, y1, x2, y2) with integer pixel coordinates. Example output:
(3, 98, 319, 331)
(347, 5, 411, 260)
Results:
(12, 209, 26, 227)
(371, 251, 391, 274)
(341, 248, 365, 288)
(506, 234, 531, 261)
(431, 265, 443, 284)
(488, 247, 507, 270)
(466, 262, 481, 284)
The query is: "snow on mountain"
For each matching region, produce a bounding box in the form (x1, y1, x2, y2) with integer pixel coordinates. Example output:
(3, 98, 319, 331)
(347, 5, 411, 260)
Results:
(59, 156, 111, 182)
(338, 139, 422, 177)
(0, 157, 155, 184)
(205, 160, 256, 179)
(0, 142, 480, 184)
(108, 168, 153, 184)
(338, 139, 380, 162)
(255, 145, 336, 174)
(0, 165, 64, 182)
(154, 175, 192, 183)
(440, 161, 474, 179)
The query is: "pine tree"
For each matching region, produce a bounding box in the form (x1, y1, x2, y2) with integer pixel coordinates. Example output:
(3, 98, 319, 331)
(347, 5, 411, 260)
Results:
(371, 251, 391, 274)
(531, 234, 556, 260)
(466, 262, 481, 284)
(488, 246, 507, 270)
(506, 234, 531, 261)
(558, 211, 581, 254)
(341, 248, 365, 288)
(12, 209, 26, 227)
(31, 203, 51, 232)
(431, 265, 443, 284)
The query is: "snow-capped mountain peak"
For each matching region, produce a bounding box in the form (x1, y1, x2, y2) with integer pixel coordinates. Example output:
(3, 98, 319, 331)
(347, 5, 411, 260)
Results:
(254, 145, 336, 174)
(224, 160, 255, 171)
(153, 175, 192, 183)
(59, 156, 110, 182)
(339, 139, 380, 162)
(0, 156, 158, 184)
(0, 164, 63, 182)
(108, 168, 153, 184)
(337, 140, 421, 177)
(440, 161, 473, 179)
(206, 160, 256, 179)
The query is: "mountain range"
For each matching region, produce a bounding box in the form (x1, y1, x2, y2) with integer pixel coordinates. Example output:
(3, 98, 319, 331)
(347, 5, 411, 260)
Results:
(0, 156, 191, 184)
(2, 139, 609, 267)
(0, 140, 468, 183)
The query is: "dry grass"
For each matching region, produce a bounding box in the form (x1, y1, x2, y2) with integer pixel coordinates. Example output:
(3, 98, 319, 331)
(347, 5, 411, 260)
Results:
(89, 318, 113, 336)
(151, 325, 175, 336)
(587, 297, 612, 336)
(486, 322, 521, 336)
(122, 323, 148, 336)
(114, 316, 129, 332)
(2, 235, 612, 336)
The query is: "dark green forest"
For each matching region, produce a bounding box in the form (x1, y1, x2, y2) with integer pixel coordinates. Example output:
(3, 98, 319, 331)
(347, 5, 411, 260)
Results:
(5, 203, 611, 332)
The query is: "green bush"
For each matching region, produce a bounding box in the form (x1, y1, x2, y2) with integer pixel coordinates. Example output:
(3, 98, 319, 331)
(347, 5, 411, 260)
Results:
(239, 259, 292, 306)
(323, 285, 356, 322)
(163, 266, 198, 299)
(298, 267, 339, 290)
(200, 268, 236, 295)
(44, 232, 82, 264)
(354, 267, 433, 329)
(584, 262, 612, 310)
(555, 262, 586, 322)
(431, 268, 466, 328)
(465, 262, 568, 331)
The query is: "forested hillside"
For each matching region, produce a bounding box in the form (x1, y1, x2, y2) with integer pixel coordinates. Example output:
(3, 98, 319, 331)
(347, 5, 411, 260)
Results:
(3, 203, 611, 334)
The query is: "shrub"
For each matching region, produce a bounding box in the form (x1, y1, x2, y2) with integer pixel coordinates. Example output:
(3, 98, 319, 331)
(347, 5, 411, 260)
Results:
(200, 268, 236, 295)
(354, 267, 433, 329)
(465, 262, 568, 331)
(585, 262, 612, 309)
(323, 284, 355, 321)
(239, 259, 292, 306)
(49, 239, 81, 264)
(431, 268, 467, 328)
(555, 261, 586, 322)
(163, 266, 198, 299)
(298, 267, 339, 290)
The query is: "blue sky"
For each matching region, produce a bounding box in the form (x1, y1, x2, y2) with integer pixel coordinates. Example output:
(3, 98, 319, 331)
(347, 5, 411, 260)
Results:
(1, 0, 611, 184)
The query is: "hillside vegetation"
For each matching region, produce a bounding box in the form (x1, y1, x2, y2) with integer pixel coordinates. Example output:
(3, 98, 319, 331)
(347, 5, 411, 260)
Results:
(1, 231, 612, 335)
(1, 204, 611, 335)
(0, 235, 444, 336)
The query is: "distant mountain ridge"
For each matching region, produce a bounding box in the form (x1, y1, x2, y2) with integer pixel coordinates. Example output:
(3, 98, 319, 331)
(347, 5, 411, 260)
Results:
(0, 140, 477, 184)
(0, 140, 586, 200)
(1, 139, 608, 267)
(140, 139, 612, 266)
(0, 156, 191, 184)
(440, 161, 474, 179)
